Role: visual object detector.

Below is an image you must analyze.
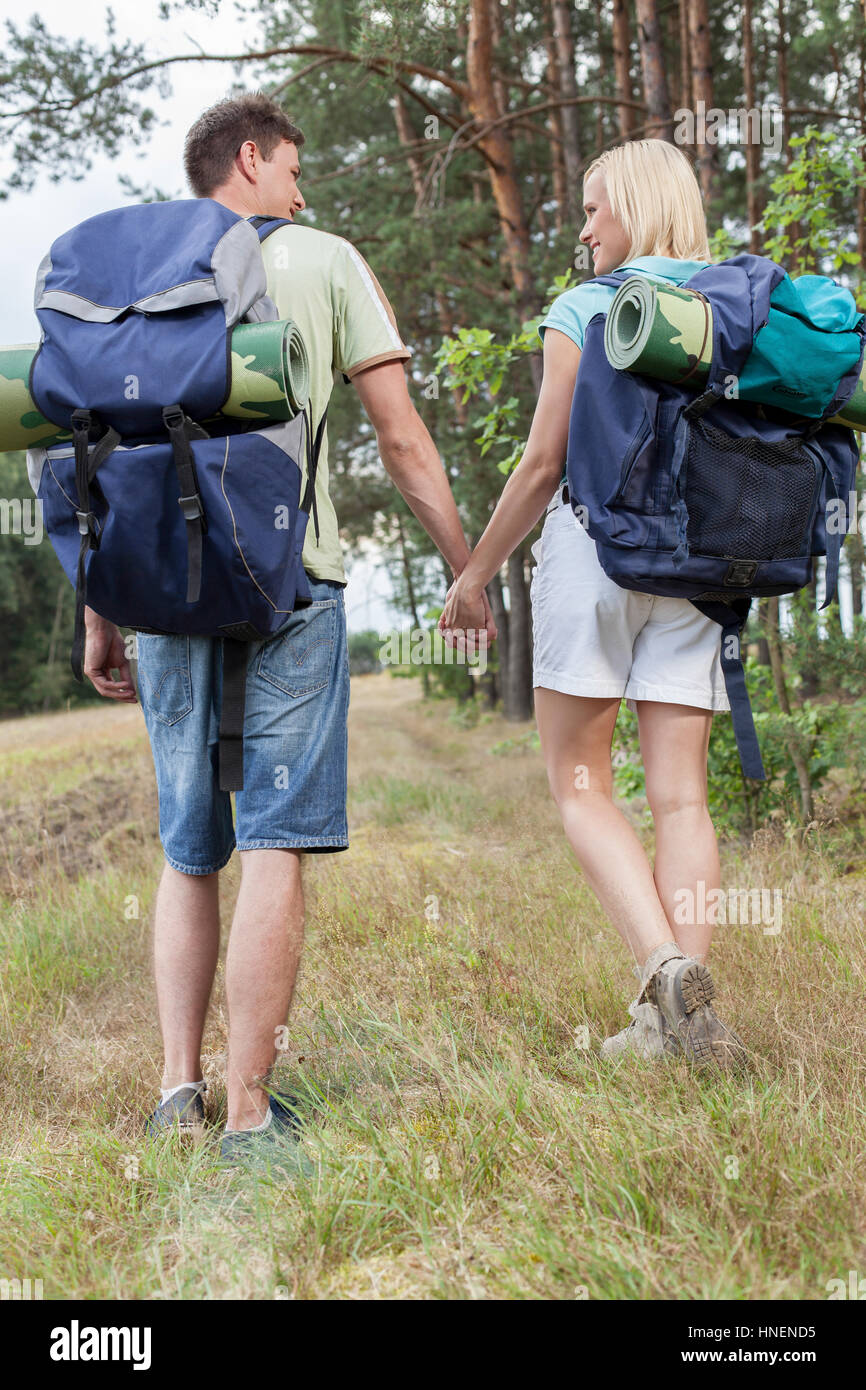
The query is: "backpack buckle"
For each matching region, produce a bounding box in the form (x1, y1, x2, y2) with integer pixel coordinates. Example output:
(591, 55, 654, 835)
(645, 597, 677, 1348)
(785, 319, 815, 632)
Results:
(178, 493, 204, 522)
(75, 509, 100, 548)
(725, 560, 757, 586)
(683, 385, 723, 421)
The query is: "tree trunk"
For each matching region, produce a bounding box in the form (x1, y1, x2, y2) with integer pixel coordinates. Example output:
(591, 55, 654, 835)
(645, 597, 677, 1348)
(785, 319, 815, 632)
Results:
(543, 2, 568, 231)
(688, 0, 717, 204)
(753, 598, 772, 665)
(859, 30, 866, 268)
(396, 512, 430, 698)
(612, 0, 636, 140)
(763, 596, 814, 821)
(478, 569, 505, 711)
(743, 0, 763, 252)
(393, 94, 469, 428)
(679, 0, 692, 117)
(487, 569, 509, 710)
(466, 0, 537, 325)
(591, 0, 608, 152)
(634, 0, 674, 142)
(825, 598, 844, 638)
(849, 467, 864, 618)
(777, 0, 803, 273)
(552, 0, 582, 224)
(797, 558, 820, 699)
(505, 547, 533, 721)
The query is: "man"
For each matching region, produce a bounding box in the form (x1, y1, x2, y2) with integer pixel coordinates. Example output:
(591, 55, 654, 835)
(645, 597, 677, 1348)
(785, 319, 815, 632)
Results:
(82, 93, 494, 1161)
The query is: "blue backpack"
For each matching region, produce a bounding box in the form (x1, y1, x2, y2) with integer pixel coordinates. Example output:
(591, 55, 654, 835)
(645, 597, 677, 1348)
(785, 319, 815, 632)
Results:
(566, 252, 866, 780)
(28, 199, 323, 791)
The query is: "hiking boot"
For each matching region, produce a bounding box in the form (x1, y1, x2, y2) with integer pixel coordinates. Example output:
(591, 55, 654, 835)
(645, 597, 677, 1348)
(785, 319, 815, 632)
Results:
(218, 1093, 307, 1171)
(640, 947, 747, 1071)
(600, 999, 683, 1060)
(144, 1083, 207, 1139)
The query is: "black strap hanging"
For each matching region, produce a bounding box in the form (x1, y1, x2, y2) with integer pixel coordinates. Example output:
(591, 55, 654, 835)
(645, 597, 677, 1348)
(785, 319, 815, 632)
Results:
(163, 405, 210, 604)
(218, 637, 248, 792)
(301, 403, 328, 545)
(69, 409, 120, 682)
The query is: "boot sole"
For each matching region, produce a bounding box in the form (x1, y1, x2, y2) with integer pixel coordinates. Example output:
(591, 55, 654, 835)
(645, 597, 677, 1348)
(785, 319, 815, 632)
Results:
(653, 962, 748, 1071)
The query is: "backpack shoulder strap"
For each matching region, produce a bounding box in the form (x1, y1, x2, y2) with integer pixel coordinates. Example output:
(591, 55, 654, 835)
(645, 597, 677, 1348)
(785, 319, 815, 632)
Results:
(589, 270, 632, 289)
(248, 215, 293, 241)
(248, 215, 328, 541)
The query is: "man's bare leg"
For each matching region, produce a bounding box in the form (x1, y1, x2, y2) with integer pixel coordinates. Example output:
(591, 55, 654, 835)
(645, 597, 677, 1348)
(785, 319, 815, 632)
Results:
(225, 848, 305, 1131)
(154, 863, 221, 1088)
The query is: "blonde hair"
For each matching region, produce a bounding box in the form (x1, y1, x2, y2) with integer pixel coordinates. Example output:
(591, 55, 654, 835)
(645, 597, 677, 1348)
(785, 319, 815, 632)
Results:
(584, 139, 712, 263)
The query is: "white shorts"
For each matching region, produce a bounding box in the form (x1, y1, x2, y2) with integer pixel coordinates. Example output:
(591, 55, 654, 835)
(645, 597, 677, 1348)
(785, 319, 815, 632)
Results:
(529, 491, 731, 712)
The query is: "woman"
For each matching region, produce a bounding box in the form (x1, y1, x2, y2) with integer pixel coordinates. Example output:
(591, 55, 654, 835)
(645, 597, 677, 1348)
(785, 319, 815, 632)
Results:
(441, 139, 745, 1068)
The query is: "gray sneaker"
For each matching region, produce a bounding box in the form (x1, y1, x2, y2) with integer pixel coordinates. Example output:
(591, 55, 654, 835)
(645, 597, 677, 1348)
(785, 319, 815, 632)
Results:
(645, 957, 747, 1070)
(600, 1000, 683, 1060)
(144, 1084, 207, 1138)
(218, 1093, 310, 1174)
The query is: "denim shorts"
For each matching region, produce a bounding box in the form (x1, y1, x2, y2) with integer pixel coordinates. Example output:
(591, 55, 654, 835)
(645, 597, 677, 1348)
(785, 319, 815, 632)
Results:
(135, 577, 350, 874)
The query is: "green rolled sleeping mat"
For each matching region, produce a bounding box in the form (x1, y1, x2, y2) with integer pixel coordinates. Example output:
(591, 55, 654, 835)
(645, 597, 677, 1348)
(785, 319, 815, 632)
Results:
(0, 318, 310, 452)
(603, 276, 866, 432)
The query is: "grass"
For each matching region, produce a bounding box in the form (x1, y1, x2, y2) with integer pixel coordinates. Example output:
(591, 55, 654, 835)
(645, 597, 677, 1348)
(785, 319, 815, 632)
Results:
(0, 673, 864, 1299)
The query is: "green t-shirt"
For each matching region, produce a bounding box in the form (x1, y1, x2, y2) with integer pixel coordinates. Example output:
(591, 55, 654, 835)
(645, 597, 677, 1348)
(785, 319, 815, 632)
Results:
(260, 225, 412, 583)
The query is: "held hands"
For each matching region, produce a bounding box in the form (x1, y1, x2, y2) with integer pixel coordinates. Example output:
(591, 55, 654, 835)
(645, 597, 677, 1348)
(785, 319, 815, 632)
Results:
(439, 574, 498, 657)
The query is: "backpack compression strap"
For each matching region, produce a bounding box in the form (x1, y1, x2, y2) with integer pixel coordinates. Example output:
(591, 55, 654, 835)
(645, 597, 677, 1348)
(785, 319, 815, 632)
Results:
(162, 406, 210, 604)
(69, 409, 120, 682)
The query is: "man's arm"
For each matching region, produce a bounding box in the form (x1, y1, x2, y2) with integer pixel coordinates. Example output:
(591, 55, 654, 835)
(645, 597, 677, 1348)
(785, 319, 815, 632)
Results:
(83, 607, 137, 702)
(351, 360, 494, 633)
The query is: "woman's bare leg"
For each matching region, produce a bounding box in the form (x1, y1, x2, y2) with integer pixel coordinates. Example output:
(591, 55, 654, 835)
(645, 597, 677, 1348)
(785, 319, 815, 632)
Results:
(534, 688, 676, 970)
(636, 701, 719, 964)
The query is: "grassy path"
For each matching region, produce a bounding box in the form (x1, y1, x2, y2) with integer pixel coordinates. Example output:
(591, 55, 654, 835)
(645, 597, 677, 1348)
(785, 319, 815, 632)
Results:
(0, 674, 863, 1298)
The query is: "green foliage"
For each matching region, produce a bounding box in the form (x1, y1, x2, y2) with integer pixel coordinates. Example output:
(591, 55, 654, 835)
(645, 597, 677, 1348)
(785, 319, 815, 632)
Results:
(489, 728, 540, 756)
(3, 0, 866, 783)
(0, 12, 163, 197)
(611, 658, 866, 840)
(758, 126, 866, 295)
(785, 601, 866, 698)
(347, 629, 383, 676)
(0, 453, 99, 716)
(708, 224, 739, 263)
(385, 614, 484, 704)
(435, 273, 577, 477)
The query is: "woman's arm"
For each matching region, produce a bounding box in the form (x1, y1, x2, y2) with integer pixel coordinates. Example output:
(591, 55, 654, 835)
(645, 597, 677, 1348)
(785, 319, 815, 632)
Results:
(440, 327, 582, 631)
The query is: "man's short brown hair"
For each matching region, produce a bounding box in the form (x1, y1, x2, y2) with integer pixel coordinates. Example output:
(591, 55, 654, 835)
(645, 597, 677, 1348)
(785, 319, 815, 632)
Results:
(184, 93, 305, 197)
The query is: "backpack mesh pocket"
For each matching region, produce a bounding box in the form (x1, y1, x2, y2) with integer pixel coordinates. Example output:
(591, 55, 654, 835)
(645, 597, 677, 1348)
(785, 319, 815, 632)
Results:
(683, 414, 820, 560)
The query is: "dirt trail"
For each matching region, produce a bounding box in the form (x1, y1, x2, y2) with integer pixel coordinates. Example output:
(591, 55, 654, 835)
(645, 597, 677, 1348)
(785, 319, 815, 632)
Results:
(0, 674, 545, 896)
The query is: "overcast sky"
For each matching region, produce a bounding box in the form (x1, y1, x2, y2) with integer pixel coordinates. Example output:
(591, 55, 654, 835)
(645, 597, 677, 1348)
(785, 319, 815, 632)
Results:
(0, 0, 400, 634)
